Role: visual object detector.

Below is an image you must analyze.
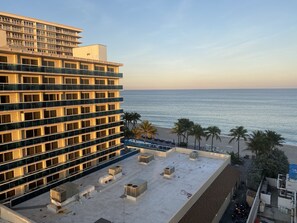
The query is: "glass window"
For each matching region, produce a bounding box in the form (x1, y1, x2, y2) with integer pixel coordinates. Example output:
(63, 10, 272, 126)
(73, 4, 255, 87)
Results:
(45, 141, 58, 151)
(0, 114, 11, 124)
(0, 56, 8, 63)
(0, 95, 10, 103)
(0, 76, 8, 83)
(0, 133, 12, 143)
(24, 111, 40, 121)
(23, 76, 39, 83)
(44, 110, 57, 118)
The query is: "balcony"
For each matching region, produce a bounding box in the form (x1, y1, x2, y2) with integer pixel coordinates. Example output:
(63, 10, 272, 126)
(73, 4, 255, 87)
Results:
(0, 62, 123, 78)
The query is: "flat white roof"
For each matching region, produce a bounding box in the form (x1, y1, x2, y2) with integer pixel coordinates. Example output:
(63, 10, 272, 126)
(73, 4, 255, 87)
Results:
(14, 150, 229, 223)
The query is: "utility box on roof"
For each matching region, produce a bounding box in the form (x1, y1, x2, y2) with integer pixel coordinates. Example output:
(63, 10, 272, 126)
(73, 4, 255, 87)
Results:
(124, 179, 147, 200)
(138, 153, 154, 164)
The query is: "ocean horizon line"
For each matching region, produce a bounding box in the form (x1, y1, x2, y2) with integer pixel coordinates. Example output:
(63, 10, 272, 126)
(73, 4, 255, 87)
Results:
(123, 87, 297, 91)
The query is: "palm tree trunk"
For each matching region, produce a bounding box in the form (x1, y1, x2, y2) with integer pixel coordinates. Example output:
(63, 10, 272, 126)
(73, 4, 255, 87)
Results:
(194, 138, 197, 149)
(211, 136, 214, 151)
(237, 139, 240, 159)
(198, 140, 201, 150)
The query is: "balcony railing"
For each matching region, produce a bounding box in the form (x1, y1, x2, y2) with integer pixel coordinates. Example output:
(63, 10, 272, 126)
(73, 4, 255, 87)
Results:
(0, 62, 123, 78)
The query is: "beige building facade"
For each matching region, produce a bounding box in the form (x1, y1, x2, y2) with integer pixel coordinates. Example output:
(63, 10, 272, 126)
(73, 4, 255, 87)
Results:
(0, 12, 124, 206)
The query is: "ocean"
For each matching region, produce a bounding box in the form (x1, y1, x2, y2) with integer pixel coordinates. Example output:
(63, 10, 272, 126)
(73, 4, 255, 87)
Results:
(121, 89, 297, 146)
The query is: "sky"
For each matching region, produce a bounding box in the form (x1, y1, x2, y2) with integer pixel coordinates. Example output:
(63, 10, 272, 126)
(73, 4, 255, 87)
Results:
(2, 0, 297, 90)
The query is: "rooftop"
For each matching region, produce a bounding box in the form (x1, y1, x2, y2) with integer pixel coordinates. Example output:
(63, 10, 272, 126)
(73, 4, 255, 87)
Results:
(12, 149, 229, 223)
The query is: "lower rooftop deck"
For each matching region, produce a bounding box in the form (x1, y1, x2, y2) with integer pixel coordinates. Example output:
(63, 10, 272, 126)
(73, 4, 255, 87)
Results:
(13, 148, 229, 223)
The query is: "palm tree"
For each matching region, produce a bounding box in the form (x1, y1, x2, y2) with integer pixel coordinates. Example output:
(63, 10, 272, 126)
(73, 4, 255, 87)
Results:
(190, 124, 205, 150)
(122, 112, 132, 129)
(132, 127, 142, 141)
(247, 130, 269, 156)
(206, 126, 221, 151)
(131, 112, 141, 129)
(138, 120, 157, 141)
(229, 126, 248, 159)
(171, 122, 183, 145)
(172, 118, 193, 145)
(265, 130, 284, 150)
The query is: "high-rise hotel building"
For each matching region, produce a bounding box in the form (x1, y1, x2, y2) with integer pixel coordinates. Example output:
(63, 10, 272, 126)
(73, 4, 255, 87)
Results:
(0, 12, 124, 205)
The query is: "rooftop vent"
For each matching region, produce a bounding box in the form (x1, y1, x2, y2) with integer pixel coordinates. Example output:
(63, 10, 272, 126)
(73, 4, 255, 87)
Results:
(138, 153, 154, 164)
(124, 179, 147, 199)
(189, 151, 199, 160)
(50, 182, 79, 203)
(108, 165, 122, 176)
(164, 166, 175, 176)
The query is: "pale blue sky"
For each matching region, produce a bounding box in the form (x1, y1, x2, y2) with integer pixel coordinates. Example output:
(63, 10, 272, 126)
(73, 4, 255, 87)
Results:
(2, 0, 297, 89)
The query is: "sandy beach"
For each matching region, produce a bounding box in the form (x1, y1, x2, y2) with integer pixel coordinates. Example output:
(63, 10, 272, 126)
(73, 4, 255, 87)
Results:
(155, 126, 297, 164)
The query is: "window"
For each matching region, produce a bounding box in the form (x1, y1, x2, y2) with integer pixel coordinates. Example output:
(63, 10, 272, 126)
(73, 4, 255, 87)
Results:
(67, 151, 79, 160)
(96, 92, 106, 98)
(109, 140, 116, 147)
(0, 152, 13, 162)
(107, 79, 115, 85)
(109, 128, 116, 135)
(108, 104, 116, 111)
(94, 65, 105, 71)
(27, 162, 43, 174)
(0, 95, 9, 103)
(81, 79, 89, 85)
(96, 143, 106, 151)
(96, 118, 106, 125)
(66, 122, 79, 131)
(96, 105, 106, 111)
(0, 170, 14, 182)
(46, 173, 59, 183)
(95, 79, 105, 85)
(42, 60, 55, 67)
(45, 141, 58, 151)
(44, 94, 59, 101)
(81, 120, 91, 128)
(44, 109, 57, 118)
(82, 147, 91, 156)
(22, 58, 38, 65)
(108, 116, 116, 123)
(0, 114, 11, 124)
(66, 136, 79, 146)
(23, 145, 42, 156)
(108, 92, 115, 98)
(46, 157, 59, 167)
(107, 67, 115, 72)
(25, 128, 41, 138)
(65, 78, 77, 84)
(43, 77, 55, 84)
(0, 133, 12, 143)
(65, 93, 78, 100)
(24, 111, 40, 121)
(68, 166, 80, 175)
(82, 134, 91, 142)
(81, 106, 90, 114)
(99, 156, 107, 162)
(109, 153, 116, 159)
(81, 93, 90, 99)
(23, 76, 39, 83)
(83, 162, 92, 169)
(24, 94, 40, 102)
(80, 64, 89, 70)
(96, 130, 106, 138)
(0, 56, 8, 63)
(0, 76, 8, 83)
(28, 179, 43, 191)
(0, 189, 15, 202)
(65, 108, 78, 115)
(44, 126, 58, 135)
(64, 62, 77, 69)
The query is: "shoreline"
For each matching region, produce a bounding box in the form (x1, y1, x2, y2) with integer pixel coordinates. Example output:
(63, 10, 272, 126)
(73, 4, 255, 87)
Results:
(155, 126, 297, 164)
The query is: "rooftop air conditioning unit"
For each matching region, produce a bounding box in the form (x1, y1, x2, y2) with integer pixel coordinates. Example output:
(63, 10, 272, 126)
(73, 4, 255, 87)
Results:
(124, 179, 147, 199)
(189, 151, 199, 160)
(108, 166, 122, 176)
(164, 166, 175, 176)
(138, 153, 154, 164)
(50, 182, 79, 203)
